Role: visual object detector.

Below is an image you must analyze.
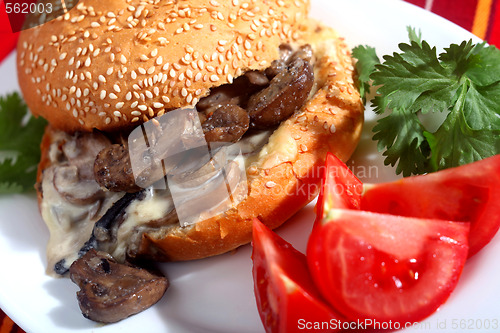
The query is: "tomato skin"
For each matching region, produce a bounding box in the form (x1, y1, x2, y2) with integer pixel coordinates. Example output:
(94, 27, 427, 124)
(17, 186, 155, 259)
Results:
(307, 209, 469, 325)
(252, 218, 343, 333)
(361, 155, 500, 257)
(315, 153, 363, 222)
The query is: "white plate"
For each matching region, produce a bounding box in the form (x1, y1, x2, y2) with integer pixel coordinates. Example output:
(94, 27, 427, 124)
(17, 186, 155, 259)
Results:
(1, 0, 499, 332)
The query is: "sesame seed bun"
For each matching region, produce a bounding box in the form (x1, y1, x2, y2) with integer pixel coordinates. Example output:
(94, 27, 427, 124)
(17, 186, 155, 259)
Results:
(35, 17, 364, 264)
(17, 0, 309, 132)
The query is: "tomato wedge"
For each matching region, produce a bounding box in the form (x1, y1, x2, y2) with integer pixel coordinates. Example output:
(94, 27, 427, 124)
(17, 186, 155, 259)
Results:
(361, 155, 500, 257)
(307, 209, 469, 325)
(315, 153, 363, 221)
(252, 218, 343, 333)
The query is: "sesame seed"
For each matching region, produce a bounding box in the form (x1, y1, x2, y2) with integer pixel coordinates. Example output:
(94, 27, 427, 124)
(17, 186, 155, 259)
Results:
(156, 56, 163, 65)
(265, 181, 277, 188)
(116, 102, 124, 109)
(113, 84, 121, 92)
(162, 96, 170, 103)
(330, 124, 337, 134)
(99, 75, 106, 83)
(210, 75, 220, 82)
(106, 67, 114, 75)
(131, 101, 139, 108)
(113, 111, 122, 117)
(120, 55, 127, 64)
(145, 90, 153, 98)
(297, 115, 307, 123)
(131, 111, 141, 116)
(109, 93, 118, 99)
(153, 102, 164, 108)
(138, 105, 148, 111)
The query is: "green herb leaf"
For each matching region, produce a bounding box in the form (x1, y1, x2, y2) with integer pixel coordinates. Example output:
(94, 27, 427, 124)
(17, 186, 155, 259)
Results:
(373, 107, 429, 176)
(407, 26, 423, 46)
(352, 45, 380, 103)
(369, 35, 500, 175)
(0, 92, 47, 193)
(371, 41, 458, 115)
(465, 43, 500, 86)
(424, 84, 500, 170)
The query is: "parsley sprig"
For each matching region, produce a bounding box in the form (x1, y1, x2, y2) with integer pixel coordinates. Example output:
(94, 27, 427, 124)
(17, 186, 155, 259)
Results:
(0, 92, 47, 193)
(353, 28, 500, 176)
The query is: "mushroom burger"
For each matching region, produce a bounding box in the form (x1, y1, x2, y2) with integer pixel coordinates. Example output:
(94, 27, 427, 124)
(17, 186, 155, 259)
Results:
(18, 0, 364, 279)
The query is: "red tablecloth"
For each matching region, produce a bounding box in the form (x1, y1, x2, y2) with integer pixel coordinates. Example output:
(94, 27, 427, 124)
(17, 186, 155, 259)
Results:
(0, 0, 499, 332)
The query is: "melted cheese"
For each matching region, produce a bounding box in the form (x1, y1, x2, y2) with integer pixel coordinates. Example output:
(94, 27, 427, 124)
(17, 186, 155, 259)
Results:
(41, 167, 122, 276)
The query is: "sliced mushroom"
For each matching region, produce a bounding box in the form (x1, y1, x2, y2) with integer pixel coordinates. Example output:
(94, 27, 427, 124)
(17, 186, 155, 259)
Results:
(53, 165, 103, 204)
(289, 44, 313, 64)
(247, 57, 314, 129)
(53, 132, 112, 202)
(94, 144, 142, 193)
(196, 84, 243, 115)
(265, 43, 294, 78)
(63, 132, 111, 180)
(196, 74, 262, 115)
(202, 105, 250, 143)
(245, 71, 270, 86)
(69, 249, 168, 323)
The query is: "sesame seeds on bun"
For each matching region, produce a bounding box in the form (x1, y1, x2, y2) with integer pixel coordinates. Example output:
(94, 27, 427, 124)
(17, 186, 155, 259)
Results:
(17, 0, 310, 132)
